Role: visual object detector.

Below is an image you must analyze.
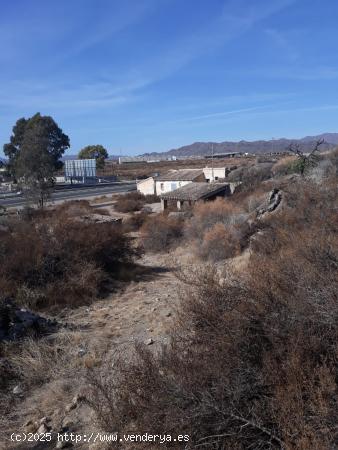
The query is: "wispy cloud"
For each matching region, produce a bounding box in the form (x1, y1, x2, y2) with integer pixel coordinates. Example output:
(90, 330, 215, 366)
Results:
(0, 0, 299, 117)
(167, 105, 272, 124)
(59, 0, 161, 61)
(137, 0, 299, 84)
(0, 79, 145, 112)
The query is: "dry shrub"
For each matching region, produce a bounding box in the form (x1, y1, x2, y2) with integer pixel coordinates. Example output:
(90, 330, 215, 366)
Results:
(92, 207, 111, 216)
(115, 192, 160, 213)
(187, 198, 247, 243)
(186, 198, 248, 261)
(328, 147, 338, 170)
(0, 215, 138, 311)
(55, 199, 92, 217)
(144, 193, 160, 203)
(197, 223, 241, 261)
(87, 178, 338, 449)
(228, 163, 273, 190)
(140, 214, 183, 252)
(123, 211, 150, 232)
(272, 156, 297, 176)
(114, 191, 145, 212)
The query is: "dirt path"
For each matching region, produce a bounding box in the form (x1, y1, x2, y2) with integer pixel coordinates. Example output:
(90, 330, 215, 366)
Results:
(2, 252, 179, 450)
(67, 252, 178, 351)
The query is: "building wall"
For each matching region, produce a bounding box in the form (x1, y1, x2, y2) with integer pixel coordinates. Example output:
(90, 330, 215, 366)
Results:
(156, 173, 205, 195)
(203, 167, 227, 182)
(156, 180, 191, 195)
(137, 177, 155, 195)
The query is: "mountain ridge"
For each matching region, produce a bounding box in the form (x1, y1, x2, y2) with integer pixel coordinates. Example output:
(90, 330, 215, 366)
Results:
(141, 133, 338, 158)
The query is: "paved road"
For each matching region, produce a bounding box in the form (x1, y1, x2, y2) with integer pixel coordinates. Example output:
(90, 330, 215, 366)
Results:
(0, 182, 136, 209)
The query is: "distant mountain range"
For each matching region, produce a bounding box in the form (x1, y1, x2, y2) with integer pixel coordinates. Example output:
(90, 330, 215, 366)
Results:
(141, 133, 338, 158)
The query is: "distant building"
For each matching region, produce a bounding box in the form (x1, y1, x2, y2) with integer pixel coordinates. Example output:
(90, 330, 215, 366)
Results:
(205, 152, 242, 159)
(119, 156, 146, 164)
(203, 167, 229, 182)
(119, 155, 178, 164)
(160, 182, 231, 210)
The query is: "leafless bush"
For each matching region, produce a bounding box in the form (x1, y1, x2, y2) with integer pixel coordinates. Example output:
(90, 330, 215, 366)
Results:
(186, 198, 249, 261)
(144, 194, 160, 203)
(140, 214, 183, 252)
(87, 177, 338, 449)
(115, 192, 160, 213)
(187, 198, 246, 243)
(0, 215, 138, 311)
(196, 223, 241, 261)
(272, 156, 297, 177)
(123, 211, 151, 232)
(227, 163, 273, 190)
(115, 194, 144, 213)
(55, 199, 93, 217)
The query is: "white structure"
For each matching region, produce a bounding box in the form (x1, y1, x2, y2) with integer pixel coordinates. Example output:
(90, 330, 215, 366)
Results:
(155, 169, 205, 195)
(136, 169, 206, 196)
(203, 167, 228, 182)
(64, 159, 96, 183)
(136, 177, 155, 195)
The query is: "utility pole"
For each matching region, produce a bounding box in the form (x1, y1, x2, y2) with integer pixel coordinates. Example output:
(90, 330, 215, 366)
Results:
(211, 143, 214, 182)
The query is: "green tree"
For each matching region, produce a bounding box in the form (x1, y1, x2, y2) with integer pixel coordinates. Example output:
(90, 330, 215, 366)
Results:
(3, 113, 70, 208)
(78, 145, 108, 169)
(287, 140, 323, 176)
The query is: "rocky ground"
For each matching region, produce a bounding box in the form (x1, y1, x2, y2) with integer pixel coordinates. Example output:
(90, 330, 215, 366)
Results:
(0, 248, 181, 450)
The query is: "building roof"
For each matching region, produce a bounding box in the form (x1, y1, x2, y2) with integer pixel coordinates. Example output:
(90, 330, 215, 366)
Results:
(160, 182, 230, 201)
(156, 169, 204, 182)
(205, 152, 242, 158)
(136, 176, 154, 185)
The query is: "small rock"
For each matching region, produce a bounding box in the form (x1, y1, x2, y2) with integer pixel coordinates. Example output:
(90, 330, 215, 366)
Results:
(56, 440, 73, 449)
(77, 348, 87, 357)
(145, 338, 154, 345)
(12, 385, 23, 395)
(65, 403, 76, 413)
(25, 422, 38, 433)
(39, 416, 51, 424)
(151, 307, 157, 312)
(37, 423, 50, 434)
(165, 312, 172, 317)
(73, 393, 85, 403)
(61, 418, 74, 430)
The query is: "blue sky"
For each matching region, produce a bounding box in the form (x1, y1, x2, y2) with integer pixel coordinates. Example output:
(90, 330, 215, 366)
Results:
(1, 0, 338, 156)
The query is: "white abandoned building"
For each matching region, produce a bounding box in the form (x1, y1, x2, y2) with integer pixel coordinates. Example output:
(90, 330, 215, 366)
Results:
(136, 176, 157, 195)
(136, 169, 205, 196)
(160, 182, 231, 210)
(203, 167, 228, 182)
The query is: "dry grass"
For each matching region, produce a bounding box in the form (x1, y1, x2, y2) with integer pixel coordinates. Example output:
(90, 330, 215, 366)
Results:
(114, 192, 160, 213)
(272, 155, 297, 176)
(185, 198, 249, 261)
(196, 222, 241, 261)
(86, 177, 338, 449)
(140, 214, 183, 252)
(0, 210, 139, 311)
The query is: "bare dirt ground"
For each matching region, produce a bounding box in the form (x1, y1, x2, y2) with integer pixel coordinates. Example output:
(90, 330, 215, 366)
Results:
(1, 251, 180, 450)
(1, 196, 250, 449)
